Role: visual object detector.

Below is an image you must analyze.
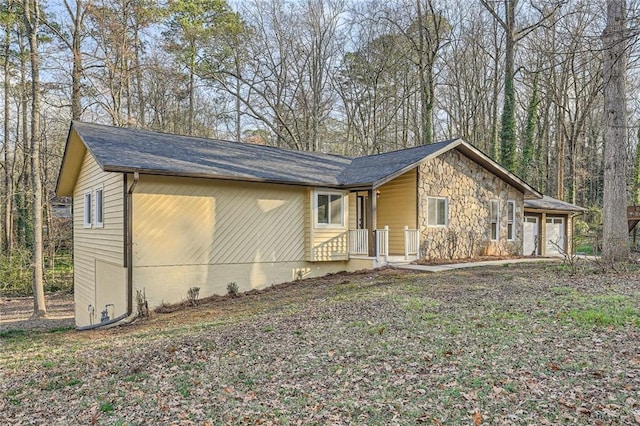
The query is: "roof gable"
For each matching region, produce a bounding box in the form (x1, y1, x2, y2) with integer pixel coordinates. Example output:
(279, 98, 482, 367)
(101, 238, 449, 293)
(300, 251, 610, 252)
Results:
(56, 126, 87, 196)
(338, 139, 458, 187)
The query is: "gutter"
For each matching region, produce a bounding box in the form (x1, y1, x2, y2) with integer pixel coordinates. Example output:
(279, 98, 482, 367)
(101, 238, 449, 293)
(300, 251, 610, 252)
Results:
(77, 172, 140, 331)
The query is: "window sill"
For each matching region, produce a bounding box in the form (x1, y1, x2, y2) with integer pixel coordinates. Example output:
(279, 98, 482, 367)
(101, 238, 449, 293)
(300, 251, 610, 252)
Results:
(315, 223, 346, 229)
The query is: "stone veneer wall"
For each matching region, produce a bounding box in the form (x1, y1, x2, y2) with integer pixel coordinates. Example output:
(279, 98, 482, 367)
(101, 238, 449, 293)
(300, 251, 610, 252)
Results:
(418, 149, 524, 259)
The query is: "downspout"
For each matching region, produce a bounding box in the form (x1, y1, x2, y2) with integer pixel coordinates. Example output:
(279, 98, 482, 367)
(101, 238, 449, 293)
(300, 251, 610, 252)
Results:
(77, 172, 139, 331)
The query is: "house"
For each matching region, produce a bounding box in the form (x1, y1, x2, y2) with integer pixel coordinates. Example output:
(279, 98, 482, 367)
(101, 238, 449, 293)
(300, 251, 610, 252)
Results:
(56, 122, 585, 328)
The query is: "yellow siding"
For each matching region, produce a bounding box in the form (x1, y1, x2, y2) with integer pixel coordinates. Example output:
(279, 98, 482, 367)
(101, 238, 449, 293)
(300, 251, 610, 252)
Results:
(130, 176, 361, 308)
(305, 189, 313, 261)
(306, 189, 349, 261)
(348, 193, 357, 230)
(567, 215, 574, 253)
(95, 260, 127, 321)
(376, 169, 417, 255)
(73, 151, 125, 326)
(134, 258, 375, 310)
(312, 229, 348, 261)
(133, 176, 305, 266)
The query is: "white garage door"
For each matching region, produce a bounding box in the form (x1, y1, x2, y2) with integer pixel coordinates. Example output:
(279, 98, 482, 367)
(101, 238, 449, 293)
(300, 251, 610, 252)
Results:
(523, 216, 538, 256)
(545, 217, 565, 256)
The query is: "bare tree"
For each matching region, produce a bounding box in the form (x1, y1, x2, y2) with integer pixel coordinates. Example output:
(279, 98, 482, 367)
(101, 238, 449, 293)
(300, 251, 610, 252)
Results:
(44, 0, 91, 121)
(480, 0, 562, 171)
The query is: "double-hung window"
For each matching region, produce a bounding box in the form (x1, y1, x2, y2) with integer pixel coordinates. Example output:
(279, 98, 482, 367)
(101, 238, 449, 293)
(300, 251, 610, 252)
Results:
(84, 187, 104, 229)
(427, 197, 448, 227)
(316, 191, 344, 227)
(506, 200, 515, 240)
(490, 199, 500, 240)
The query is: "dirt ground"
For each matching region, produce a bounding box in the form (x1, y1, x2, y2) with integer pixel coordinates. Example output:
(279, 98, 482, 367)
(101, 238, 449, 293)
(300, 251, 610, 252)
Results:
(0, 292, 75, 332)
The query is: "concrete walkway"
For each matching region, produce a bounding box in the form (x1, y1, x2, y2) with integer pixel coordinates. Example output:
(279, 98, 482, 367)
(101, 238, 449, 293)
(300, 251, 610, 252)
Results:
(394, 257, 562, 272)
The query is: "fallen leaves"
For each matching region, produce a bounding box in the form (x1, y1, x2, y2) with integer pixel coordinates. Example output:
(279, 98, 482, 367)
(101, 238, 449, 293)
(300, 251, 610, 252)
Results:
(2, 264, 640, 424)
(472, 410, 483, 425)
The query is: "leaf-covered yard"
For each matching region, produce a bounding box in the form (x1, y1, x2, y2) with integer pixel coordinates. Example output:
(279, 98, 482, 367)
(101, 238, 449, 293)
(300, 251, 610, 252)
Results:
(1, 263, 640, 425)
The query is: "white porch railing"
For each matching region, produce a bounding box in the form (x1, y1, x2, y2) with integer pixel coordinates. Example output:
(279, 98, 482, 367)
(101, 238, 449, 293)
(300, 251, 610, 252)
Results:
(404, 226, 420, 260)
(348, 229, 369, 255)
(376, 225, 389, 259)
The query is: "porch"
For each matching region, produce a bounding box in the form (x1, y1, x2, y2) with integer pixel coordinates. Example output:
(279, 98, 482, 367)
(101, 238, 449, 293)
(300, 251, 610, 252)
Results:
(348, 226, 420, 264)
(348, 169, 420, 264)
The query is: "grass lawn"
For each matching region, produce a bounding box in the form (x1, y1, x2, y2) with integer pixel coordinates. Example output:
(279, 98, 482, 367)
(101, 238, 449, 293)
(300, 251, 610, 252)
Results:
(1, 262, 640, 425)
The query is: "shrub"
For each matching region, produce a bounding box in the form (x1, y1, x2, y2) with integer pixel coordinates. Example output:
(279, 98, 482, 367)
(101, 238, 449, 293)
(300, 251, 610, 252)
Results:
(187, 286, 200, 306)
(0, 249, 32, 295)
(226, 282, 239, 297)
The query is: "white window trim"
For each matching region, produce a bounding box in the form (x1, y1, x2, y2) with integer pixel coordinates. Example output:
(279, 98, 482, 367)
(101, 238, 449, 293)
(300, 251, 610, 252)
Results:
(490, 199, 500, 241)
(314, 190, 345, 228)
(507, 200, 515, 241)
(83, 191, 92, 228)
(94, 187, 104, 228)
(427, 196, 448, 227)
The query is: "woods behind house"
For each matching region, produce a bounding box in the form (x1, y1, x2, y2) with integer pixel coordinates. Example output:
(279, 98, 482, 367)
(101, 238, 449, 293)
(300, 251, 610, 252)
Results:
(1, 0, 639, 296)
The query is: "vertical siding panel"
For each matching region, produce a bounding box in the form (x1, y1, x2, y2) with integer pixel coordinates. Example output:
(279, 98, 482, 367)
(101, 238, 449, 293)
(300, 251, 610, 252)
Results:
(348, 193, 357, 230)
(73, 150, 125, 326)
(305, 189, 313, 261)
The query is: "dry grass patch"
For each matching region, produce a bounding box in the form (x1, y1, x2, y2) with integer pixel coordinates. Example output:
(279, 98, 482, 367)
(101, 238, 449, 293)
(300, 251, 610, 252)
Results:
(1, 263, 640, 425)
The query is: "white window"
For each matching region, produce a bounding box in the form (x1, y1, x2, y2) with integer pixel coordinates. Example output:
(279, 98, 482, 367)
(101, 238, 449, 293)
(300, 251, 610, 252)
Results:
(490, 199, 500, 240)
(507, 200, 515, 240)
(427, 197, 448, 227)
(315, 191, 344, 227)
(94, 188, 104, 228)
(83, 191, 92, 228)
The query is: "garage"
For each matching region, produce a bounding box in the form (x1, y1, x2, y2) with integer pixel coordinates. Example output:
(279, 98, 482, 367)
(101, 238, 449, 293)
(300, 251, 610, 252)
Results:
(523, 216, 539, 255)
(523, 196, 586, 257)
(545, 217, 565, 255)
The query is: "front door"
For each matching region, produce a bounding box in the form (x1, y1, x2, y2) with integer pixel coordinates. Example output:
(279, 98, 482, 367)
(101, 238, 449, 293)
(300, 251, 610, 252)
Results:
(523, 216, 538, 256)
(546, 217, 565, 255)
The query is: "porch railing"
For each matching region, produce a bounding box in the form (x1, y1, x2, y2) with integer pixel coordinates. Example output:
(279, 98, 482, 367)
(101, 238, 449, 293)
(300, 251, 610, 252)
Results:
(404, 226, 420, 260)
(376, 225, 389, 259)
(348, 229, 369, 255)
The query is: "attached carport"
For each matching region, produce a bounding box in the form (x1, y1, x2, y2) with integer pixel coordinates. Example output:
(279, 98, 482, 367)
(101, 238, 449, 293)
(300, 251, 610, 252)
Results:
(523, 196, 587, 256)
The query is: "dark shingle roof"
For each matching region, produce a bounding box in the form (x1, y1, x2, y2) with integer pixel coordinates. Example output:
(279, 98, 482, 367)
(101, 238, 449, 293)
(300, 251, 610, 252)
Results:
(525, 195, 587, 212)
(74, 121, 352, 187)
(338, 139, 458, 186)
(63, 122, 544, 201)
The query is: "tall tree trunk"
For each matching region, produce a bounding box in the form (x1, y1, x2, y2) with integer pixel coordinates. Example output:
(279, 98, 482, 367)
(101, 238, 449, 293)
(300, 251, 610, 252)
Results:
(415, 0, 435, 145)
(24, 0, 47, 318)
(490, 25, 500, 161)
(633, 127, 640, 245)
(69, 0, 84, 120)
(521, 72, 538, 181)
(500, 14, 517, 171)
(133, 24, 145, 126)
(555, 104, 565, 199)
(18, 36, 30, 249)
(601, 0, 629, 263)
(3, 25, 13, 252)
(188, 42, 195, 135)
